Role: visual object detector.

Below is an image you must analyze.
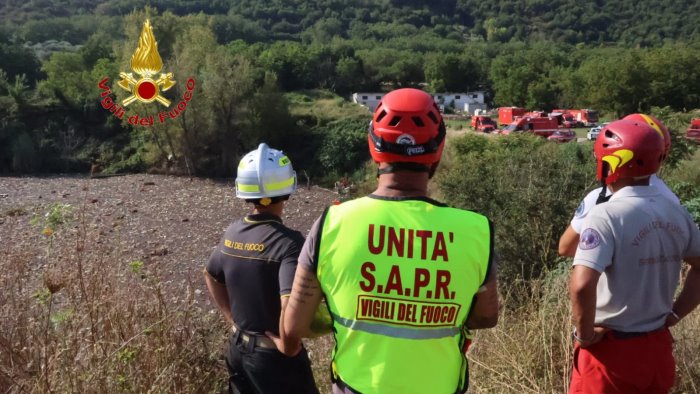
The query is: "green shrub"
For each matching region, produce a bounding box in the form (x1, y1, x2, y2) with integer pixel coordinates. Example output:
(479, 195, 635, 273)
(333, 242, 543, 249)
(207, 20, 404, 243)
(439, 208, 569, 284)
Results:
(315, 118, 370, 182)
(683, 197, 700, 225)
(437, 133, 595, 282)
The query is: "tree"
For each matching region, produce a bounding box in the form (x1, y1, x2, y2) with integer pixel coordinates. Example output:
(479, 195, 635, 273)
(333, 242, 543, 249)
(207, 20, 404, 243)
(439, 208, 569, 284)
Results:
(577, 50, 650, 116)
(0, 41, 43, 86)
(335, 56, 365, 94)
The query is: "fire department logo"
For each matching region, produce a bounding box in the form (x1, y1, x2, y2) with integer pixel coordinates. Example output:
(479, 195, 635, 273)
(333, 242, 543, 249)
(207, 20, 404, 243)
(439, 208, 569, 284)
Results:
(117, 19, 175, 106)
(97, 19, 196, 127)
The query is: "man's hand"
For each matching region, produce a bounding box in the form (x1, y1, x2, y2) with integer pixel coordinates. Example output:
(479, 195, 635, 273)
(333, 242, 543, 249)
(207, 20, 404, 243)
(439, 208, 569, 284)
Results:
(574, 326, 609, 348)
(265, 331, 302, 356)
(569, 265, 602, 348)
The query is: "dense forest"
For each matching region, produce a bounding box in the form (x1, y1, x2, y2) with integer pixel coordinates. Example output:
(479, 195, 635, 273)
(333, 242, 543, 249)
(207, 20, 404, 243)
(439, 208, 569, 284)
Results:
(1, 0, 700, 177)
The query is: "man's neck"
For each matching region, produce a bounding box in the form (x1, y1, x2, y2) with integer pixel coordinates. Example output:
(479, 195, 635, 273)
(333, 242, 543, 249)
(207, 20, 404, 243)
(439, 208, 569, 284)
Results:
(373, 172, 429, 197)
(609, 177, 651, 193)
(253, 202, 284, 217)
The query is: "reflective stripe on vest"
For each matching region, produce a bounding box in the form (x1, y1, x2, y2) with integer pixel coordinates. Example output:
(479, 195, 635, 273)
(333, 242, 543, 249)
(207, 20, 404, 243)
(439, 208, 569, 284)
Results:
(317, 196, 491, 394)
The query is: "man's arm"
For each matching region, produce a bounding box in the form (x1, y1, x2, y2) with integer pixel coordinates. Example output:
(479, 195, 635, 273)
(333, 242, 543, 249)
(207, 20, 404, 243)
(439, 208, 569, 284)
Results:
(667, 256, 700, 326)
(281, 265, 323, 356)
(569, 265, 607, 347)
(466, 270, 499, 329)
(558, 225, 579, 258)
(203, 269, 233, 325)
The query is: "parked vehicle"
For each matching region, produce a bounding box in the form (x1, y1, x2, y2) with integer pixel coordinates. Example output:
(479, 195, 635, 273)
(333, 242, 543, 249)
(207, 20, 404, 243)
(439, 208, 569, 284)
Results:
(687, 118, 700, 143)
(524, 110, 548, 118)
(547, 129, 577, 143)
(500, 116, 559, 138)
(569, 109, 599, 127)
(554, 108, 599, 127)
(550, 111, 579, 128)
(587, 122, 608, 140)
(471, 115, 496, 133)
(562, 113, 578, 128)
(498, 106, 527, 126)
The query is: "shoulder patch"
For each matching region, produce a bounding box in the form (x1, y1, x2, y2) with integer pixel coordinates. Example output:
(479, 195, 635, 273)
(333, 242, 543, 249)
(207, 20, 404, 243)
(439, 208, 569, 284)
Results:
(574, 200, 586, 218)
(579, 228, 601, 250)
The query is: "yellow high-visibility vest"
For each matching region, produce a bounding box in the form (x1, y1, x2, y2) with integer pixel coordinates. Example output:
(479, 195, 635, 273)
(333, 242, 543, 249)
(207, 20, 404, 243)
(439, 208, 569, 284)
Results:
(317, 196, 492, 394)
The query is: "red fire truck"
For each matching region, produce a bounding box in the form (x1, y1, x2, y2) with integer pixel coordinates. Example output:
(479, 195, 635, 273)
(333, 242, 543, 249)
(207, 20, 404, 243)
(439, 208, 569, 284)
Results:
(551, 111, 578, 128)
(500, 116, 560, 138)
(471, 115, 496, 133)
(498, 107, 527, 126)
(553, 109, 599, 127)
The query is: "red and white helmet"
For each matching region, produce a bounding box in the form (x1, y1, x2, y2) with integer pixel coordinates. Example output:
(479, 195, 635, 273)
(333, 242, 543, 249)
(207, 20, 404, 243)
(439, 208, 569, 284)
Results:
(368, 88, 445, 165)
(594, 120, 665, 185)
(622, 113, 671, 159)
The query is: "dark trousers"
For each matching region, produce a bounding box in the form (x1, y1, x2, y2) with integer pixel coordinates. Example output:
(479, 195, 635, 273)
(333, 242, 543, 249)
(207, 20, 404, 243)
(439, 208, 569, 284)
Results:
(225, 332, 319, 394)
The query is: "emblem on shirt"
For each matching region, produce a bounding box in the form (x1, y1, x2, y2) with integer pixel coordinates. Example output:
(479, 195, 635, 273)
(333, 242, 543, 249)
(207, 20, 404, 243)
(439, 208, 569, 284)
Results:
(579, 228, 601, 250)
(574, 200, 585, 217)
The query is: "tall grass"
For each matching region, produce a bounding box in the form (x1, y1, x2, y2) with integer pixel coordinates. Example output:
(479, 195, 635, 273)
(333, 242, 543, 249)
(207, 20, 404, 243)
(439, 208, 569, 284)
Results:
(0, 190, 226, 393)
(467, 269, 573, 393)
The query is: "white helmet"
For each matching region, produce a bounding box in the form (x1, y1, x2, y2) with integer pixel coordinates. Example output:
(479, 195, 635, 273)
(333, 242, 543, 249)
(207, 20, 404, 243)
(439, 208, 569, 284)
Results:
(235, 143, 297, 201)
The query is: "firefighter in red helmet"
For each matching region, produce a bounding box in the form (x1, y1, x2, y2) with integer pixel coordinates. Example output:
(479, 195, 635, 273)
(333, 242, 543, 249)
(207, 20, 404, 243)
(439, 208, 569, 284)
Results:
(558, 113, 681, 258)
(568, 120, 700, 394)
(279, 88, 499, 394)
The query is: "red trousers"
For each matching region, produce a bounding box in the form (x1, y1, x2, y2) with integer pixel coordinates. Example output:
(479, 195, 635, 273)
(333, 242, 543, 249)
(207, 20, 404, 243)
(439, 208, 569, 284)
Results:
(569, 328, 675, 394)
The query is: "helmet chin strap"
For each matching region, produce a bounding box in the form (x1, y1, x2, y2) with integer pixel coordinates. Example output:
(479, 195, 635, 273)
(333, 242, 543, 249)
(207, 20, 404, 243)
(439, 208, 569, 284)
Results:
(595, 179, 611, 205)
(596, 163, 611, 205)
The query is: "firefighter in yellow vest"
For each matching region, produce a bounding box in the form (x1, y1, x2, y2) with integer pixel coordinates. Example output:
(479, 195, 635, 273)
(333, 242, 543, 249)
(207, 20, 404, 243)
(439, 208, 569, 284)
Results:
(278, 88, 499, 393)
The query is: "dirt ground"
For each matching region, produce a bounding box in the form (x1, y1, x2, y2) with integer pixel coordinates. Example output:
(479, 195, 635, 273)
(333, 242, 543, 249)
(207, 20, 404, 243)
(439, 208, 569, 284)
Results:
(0, 174, 339, 284)
(0, 174, 341, 391)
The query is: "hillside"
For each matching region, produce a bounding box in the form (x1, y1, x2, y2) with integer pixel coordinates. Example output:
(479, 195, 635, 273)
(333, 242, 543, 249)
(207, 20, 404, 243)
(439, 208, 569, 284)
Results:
(3, 0, 700, 45)
(2, 1, 700, 179)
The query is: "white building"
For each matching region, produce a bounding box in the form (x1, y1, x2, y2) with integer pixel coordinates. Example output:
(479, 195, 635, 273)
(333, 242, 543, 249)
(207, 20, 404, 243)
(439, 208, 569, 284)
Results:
(352, 93, 385, 111)
(433, 92, 487, 115)
(352, 90, 487, 114)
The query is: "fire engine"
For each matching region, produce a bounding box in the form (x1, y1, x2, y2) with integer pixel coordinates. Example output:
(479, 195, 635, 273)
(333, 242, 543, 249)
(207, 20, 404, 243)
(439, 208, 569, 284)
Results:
(553, 109, 599, 127)
(498, 107, 526, 126)
(471, 115, 496, 133)
(500, 116, 560, 138)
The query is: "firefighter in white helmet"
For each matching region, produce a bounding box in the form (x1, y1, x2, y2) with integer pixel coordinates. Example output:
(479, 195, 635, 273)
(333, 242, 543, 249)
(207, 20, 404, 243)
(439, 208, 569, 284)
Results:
(204, 143, 319, 394)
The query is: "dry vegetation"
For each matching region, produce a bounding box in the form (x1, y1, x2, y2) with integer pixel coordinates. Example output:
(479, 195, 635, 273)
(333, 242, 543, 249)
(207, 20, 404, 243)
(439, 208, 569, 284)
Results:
(1, 174, 698, 393)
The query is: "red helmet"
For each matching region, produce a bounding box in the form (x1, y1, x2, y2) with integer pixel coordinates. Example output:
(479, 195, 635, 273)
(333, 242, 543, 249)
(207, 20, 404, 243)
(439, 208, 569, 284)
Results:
(594, 120, 665, 185)
(368, 88, 445, 165)
(622, 113, 671, 158)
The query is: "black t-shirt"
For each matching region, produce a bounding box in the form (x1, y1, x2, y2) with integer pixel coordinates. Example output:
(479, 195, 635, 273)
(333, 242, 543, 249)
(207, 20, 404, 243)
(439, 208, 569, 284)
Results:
(206, 213, 304, 335)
